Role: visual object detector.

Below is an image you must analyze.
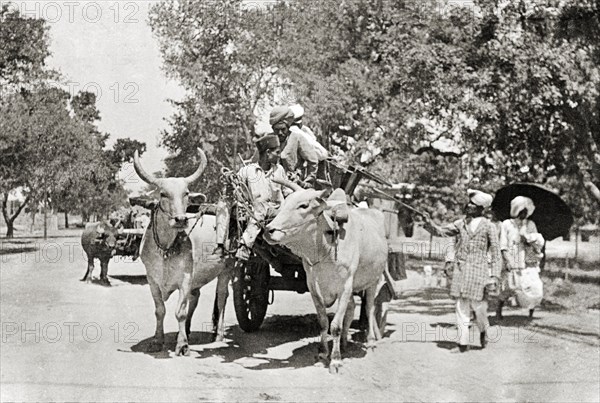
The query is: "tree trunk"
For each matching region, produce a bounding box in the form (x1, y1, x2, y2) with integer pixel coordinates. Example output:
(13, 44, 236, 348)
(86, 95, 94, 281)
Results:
(43, 190, 47, 240)
(30, 211, 36, 233)
(1, 193, 30, 238)
(64, 211, 69, 229)
(5, 220, 14, 238)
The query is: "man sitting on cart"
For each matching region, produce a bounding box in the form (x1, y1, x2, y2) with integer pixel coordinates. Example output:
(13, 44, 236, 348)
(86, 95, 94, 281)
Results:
(233, 133, 289, 261)
(270, 106, 319, 189)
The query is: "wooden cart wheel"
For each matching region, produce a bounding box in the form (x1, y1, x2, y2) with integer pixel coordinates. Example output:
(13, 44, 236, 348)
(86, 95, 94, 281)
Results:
(232, 256, 270, 332)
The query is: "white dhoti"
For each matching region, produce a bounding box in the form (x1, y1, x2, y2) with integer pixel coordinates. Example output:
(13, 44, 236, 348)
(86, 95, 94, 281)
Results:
(515, 267, 544, 310)
(456, 298, 489, 346)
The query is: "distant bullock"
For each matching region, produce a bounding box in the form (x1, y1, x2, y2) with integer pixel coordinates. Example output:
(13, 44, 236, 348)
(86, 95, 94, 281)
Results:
(133, 148, 231, 356)
(80, 220, 122, 286)
(264, 182, 388, 373)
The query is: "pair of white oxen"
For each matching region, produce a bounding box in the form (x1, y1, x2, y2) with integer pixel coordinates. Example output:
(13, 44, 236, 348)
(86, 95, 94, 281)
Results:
(133, 149, 389, 374)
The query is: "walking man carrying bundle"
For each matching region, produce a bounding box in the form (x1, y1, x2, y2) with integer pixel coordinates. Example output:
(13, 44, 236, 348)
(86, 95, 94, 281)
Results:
(422, 189, 502, 352)
(497, 196, 545, 319)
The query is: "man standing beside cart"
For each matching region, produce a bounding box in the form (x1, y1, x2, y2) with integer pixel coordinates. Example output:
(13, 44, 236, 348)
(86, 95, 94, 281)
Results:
(422, 189, 502, 353)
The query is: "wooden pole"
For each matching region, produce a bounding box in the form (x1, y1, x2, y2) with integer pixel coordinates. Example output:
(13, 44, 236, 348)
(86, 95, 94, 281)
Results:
(575, 228, 579, 262)
(43, 188, 47, 240)
(233, 127, 239, 173)
(429, 232, 433, 259)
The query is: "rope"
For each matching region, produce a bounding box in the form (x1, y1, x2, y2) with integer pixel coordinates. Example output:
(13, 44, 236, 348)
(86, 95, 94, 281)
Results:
(150, 203, 204, 258)
(151, 205, 176, 255)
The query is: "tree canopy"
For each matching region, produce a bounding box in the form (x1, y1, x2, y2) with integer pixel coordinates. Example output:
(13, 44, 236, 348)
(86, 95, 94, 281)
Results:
(0, 6, 146, 236)
(150, 0, 599, 223)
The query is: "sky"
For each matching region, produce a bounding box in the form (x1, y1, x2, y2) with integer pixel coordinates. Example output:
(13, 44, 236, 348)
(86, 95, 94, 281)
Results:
(11, 0, 186, 192)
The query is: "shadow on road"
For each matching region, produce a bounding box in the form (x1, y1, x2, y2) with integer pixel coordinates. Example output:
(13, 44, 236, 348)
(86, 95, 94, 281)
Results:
(195, 314, 367, 370)
(388, 289, 454, 316)
(0, 246, 37, 255)
(492, 315, 599, 346)
(128, 313, 372, 369)
(434, 340, 483, 351)
(130, 331, 217, 359)
(109, 274, 148, 286)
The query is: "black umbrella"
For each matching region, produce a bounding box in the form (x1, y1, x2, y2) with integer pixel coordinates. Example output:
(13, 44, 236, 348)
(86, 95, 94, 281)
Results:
(491, 183, 574, 241)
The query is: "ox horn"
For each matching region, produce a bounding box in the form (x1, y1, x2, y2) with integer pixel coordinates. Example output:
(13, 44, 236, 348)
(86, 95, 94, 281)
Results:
(133, 150, 158, 186)
(272, 178, 303, 192)
(184, 148, 208, 184)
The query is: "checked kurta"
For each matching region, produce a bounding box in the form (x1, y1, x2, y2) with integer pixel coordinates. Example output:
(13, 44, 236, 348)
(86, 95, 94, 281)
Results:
(426, 218, 502, 301)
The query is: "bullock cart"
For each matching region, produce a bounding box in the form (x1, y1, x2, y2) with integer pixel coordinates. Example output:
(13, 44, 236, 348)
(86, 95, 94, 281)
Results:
(222, 161, 403, 332)
(118, 199, 221, 260)
(114, 228, 145, 258)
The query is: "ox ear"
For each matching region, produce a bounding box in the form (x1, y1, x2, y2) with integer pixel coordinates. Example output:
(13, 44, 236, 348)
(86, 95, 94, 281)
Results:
(96, 224, 105, 234)
(189, 192, 207, 205)
(129, 196, 157, 210)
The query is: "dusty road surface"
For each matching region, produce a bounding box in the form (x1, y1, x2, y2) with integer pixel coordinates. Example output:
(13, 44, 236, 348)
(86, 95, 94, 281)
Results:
(1, 236, 599, 402)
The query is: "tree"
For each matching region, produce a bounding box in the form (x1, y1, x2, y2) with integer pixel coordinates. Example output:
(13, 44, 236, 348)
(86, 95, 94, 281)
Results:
(0, 6, 51, 236)
(149, 0, 282, 198)
(53, 98, 147, 226)
(462, 0, 600, 223)
(0, 4, 51, 89)
(150, 0, 599, 224)
(108, 138, 146, 166)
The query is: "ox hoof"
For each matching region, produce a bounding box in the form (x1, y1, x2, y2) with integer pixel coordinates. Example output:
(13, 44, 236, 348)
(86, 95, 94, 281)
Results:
(175, 343, 190, 356)
(329, 360, 342, 374)
(366, 340, 377, 350)
(99, 279, 112, 287)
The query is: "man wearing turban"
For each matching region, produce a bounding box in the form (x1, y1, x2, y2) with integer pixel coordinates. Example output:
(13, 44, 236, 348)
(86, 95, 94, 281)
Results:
(497, 196, 544, 320)
(270, 106, 319, 189)
(213, 134, 288, 260)
(236, 134, 290, 260)
(422, 188, 501, 353)
(289, 104, 329, 161)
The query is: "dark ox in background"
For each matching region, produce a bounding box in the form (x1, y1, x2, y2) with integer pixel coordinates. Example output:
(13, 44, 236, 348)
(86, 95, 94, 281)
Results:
(80, 220, 122, 286)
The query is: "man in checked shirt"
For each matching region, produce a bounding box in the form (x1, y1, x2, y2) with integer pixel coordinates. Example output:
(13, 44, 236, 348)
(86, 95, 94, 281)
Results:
(422, 189, 502, 353)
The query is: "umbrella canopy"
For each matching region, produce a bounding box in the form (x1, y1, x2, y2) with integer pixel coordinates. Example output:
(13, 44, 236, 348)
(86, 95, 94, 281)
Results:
(491, 183, 574, 241)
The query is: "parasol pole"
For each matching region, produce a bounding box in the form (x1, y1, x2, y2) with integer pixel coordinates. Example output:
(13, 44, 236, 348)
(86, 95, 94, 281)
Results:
(371, 188, 427, 217)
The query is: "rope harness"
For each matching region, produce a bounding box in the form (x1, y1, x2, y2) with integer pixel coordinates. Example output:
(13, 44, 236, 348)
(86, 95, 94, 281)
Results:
(220, 166, 343, 264)
(150, 201, 204, 259)
(221, 167, 270, 232)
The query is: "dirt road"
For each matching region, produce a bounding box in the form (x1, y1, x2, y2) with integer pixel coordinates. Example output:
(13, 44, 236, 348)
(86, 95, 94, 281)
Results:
(1, 236, 599, 402)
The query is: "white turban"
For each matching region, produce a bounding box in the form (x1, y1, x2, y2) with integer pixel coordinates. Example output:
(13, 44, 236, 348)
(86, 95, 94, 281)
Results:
(290, 104, 304, 122)
(467, 189, 493, 208)
(510, 196, 535, 218)
(254, 121, 274, 136)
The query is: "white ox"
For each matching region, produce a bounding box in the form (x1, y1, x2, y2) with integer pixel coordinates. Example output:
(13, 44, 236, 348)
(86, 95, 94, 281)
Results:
(264, 183, 388, 373)
(133, 149, 230, 356)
